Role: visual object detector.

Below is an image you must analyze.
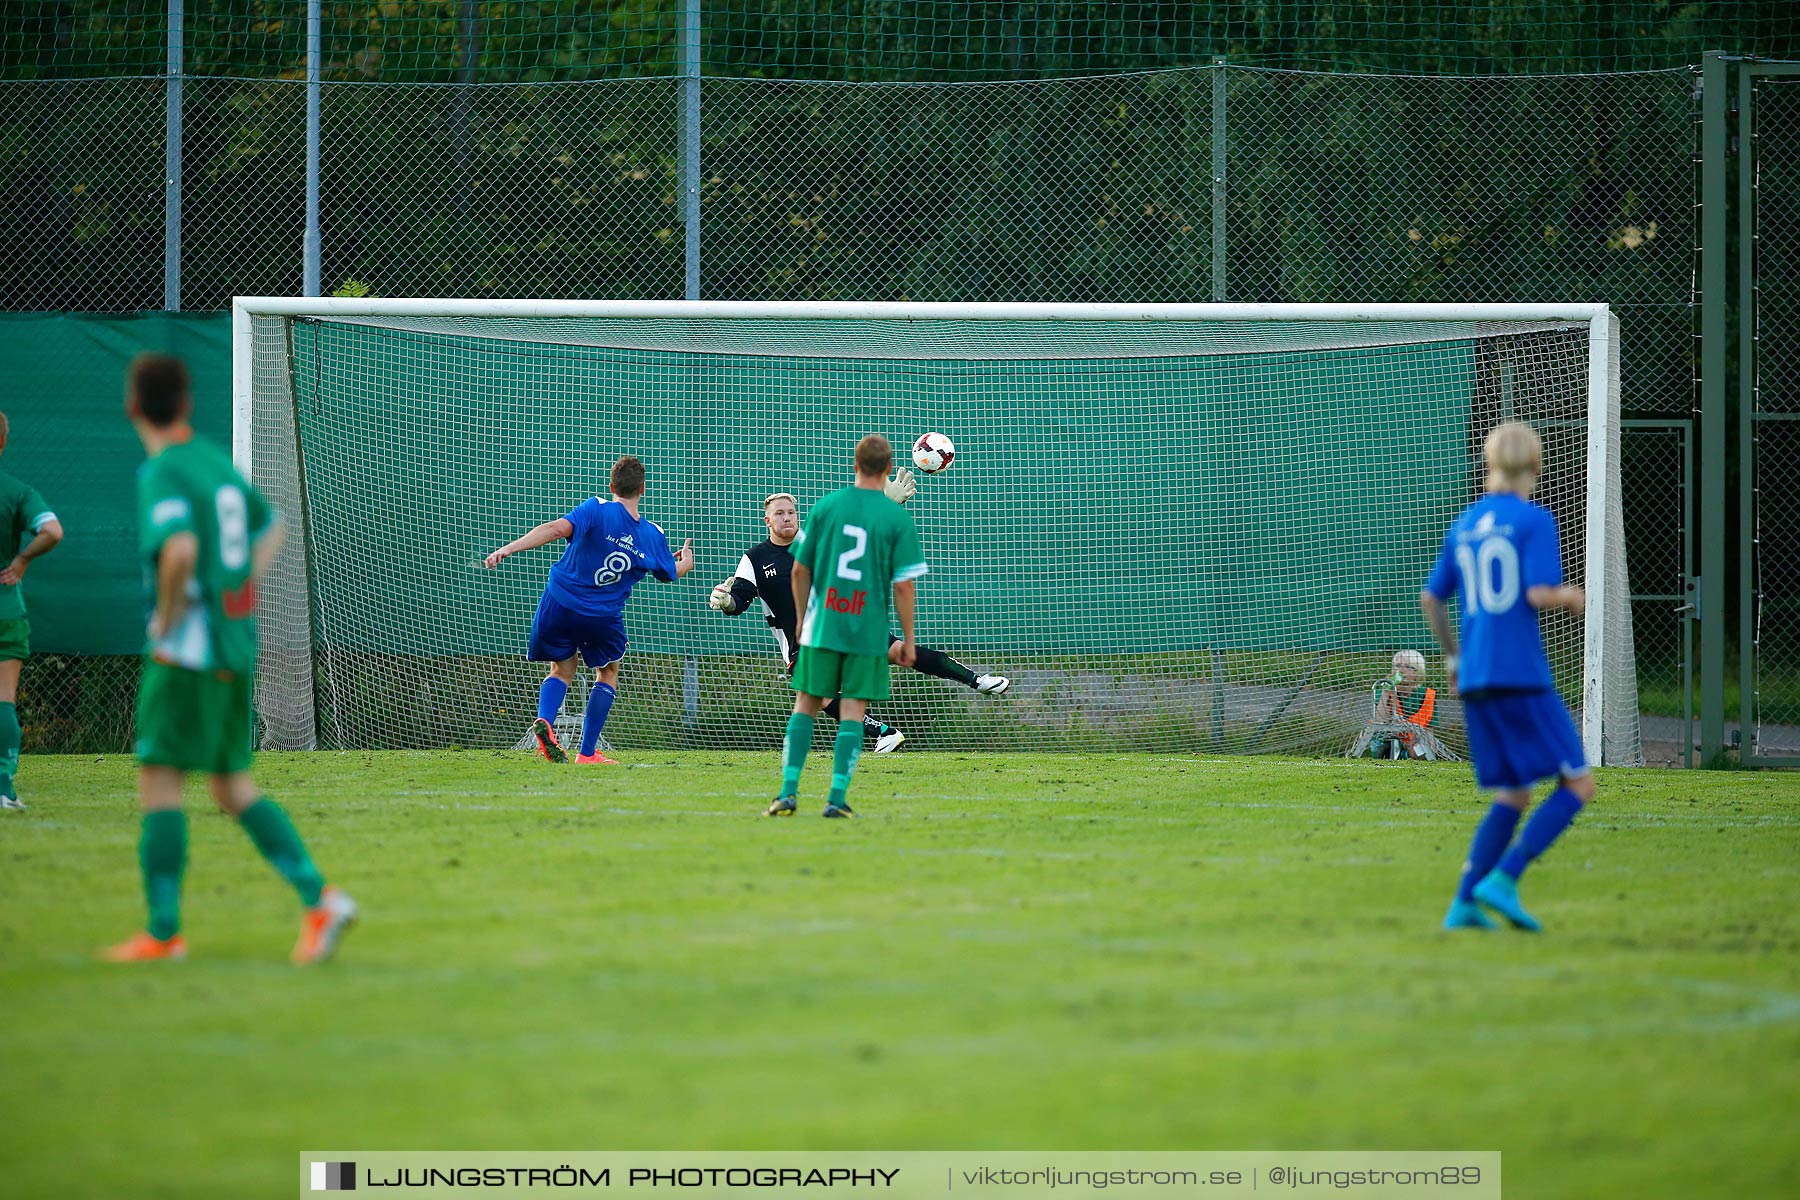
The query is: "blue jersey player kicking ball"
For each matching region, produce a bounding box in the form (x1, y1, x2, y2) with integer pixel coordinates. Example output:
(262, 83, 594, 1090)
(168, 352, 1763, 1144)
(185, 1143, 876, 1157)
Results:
(1422, 422, 1595, 933)
(485, 455, 694, 764)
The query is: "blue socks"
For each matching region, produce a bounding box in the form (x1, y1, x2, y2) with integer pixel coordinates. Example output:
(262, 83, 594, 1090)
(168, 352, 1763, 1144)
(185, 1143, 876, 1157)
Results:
(537, 676, 568, 724)
(1497, 787, 1585, 880)
(581, 682, 617, 756)
(1457, 803, 1522, 901)
(1455, 787, 1584, 904)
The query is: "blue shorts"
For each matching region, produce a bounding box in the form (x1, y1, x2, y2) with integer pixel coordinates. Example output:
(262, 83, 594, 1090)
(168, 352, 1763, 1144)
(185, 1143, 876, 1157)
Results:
(1462, 689, 1590, 792)
(528, 592, 628, 668)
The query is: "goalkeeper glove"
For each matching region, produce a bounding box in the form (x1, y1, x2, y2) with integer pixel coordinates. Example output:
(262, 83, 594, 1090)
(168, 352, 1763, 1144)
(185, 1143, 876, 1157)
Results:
(709, 580, 737, 612)
(884, 467, 917, 505)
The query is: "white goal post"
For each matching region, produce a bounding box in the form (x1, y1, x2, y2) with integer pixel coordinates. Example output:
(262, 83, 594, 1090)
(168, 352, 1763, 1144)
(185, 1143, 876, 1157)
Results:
(233, 298, 1636, 764)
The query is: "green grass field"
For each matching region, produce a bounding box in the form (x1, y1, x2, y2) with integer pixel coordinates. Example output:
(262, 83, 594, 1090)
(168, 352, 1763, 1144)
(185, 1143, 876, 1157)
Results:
(2, 752, 1797, 1199)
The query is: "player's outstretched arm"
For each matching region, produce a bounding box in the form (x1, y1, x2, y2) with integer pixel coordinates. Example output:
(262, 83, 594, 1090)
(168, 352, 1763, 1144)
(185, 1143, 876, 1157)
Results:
(710, 579, 758, 614)
(1419, 589, 1459, 692)
(1527, 584, 1586, 619)
(709, 553, 760, 614)
(484, 518, 574, 569)
(673, 538, 695, 579)
(0, 517, 63, 586)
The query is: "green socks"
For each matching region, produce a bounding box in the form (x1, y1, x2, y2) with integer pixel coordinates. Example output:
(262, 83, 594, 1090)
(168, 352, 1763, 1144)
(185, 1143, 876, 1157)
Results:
(140, 810, 188, 940)
(0, 701, 19, 797)
(780, 711, 861, 807)
(828, 718, 863, 810)
(136, 798, 321, 939)
(781, 712, 815, 796)
(239, 797, 325, 907)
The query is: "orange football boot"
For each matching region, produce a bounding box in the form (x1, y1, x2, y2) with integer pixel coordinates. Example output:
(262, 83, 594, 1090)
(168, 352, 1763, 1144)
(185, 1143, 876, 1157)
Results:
(292, 885, 359, 965)
(103, 932, 188, 962)
(533, 718, 569, 763)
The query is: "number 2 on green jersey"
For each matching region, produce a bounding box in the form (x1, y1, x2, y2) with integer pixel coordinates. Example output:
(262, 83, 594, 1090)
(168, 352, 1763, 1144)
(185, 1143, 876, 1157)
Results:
(835, 524, 867, 581)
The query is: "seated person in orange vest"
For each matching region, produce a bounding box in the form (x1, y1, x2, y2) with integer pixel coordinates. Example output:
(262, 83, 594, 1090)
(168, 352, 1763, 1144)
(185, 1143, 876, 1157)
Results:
(1370, 649, 1438, 759)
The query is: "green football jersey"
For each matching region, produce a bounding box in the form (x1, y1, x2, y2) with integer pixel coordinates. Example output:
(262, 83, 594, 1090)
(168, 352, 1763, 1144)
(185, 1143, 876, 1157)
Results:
(138, 435, 273, 677)
(792, 485, 926, 657)
(0, 468, 55, 620)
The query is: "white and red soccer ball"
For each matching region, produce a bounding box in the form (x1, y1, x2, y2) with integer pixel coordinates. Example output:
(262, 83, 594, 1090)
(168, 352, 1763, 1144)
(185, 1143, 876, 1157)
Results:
(911, 431, 956, 474)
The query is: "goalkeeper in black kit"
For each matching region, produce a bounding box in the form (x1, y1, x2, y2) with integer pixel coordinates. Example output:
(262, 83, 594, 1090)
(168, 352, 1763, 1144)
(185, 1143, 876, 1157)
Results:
(709, 469, 1010, 752)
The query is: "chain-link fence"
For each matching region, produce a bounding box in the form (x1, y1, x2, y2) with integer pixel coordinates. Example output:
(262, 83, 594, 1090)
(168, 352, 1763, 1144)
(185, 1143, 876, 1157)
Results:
(0, 77, 166, 310)
(1220, 67, 1695, 418)
(7, 2, 1796, 81)
(1746, 75, 1800, 758)
(0, 64, 1701, 351)
(1620, 421, 1693, 765)
(180, 76, 307, 308)
(701, 72, 1216, 301)
(319, 79, 685, 300)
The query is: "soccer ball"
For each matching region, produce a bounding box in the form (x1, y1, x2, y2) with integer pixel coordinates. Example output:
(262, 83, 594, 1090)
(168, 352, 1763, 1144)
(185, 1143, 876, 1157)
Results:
(912, 432, 956, 474)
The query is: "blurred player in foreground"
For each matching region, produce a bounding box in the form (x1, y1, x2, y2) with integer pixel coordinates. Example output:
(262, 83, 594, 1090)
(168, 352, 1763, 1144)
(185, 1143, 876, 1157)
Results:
(108, 354, 356, 964)
(0, 411, 64, 810)
(486, 455, 694, 764)
(710, 474, 1008, 753)
(768, 435, 924, 818)
(1422, 422, 1594, 932)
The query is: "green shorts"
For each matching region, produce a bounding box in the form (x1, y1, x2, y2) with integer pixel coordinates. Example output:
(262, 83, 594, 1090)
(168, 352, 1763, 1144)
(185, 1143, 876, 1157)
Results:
(791, 645, 890, 702)
(134, 660, 254, 775)
(0, 616, 29, 662)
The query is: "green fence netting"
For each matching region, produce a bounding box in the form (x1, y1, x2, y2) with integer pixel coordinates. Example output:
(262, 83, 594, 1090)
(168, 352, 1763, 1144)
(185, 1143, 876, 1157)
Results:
(0, 312, 230, 752)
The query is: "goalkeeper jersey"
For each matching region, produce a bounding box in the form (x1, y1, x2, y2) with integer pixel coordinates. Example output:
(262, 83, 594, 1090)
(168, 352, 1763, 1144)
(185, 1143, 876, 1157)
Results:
(793, 485, 926, 658)
(725, 538, 802, 662)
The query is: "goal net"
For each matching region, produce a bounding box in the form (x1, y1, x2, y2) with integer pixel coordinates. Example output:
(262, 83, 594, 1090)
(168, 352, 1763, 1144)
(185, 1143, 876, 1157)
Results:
(237, 300, 1639, 764)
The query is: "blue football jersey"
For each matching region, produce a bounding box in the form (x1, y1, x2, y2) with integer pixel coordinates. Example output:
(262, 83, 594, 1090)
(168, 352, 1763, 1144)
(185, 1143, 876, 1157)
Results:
(1424, 493, 1564, 693)
(541, 497, 678, 617)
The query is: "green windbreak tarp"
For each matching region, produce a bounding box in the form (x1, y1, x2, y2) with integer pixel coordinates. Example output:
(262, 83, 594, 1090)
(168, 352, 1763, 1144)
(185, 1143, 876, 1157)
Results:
(0, 312, 230, 654)
(289, 318, 1469, 657)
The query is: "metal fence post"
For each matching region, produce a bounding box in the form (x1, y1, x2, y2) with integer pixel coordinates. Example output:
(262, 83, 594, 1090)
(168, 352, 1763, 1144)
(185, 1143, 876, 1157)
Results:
(453, 0, 481, 223)
(680, 0, 702, 301)
(1699, 51, 1729, 762)
(162, 0, 183, 311)
(1739, 61, 1757, 760)
(1211, 57, 1227, 302)
(303, 0, 323, 297)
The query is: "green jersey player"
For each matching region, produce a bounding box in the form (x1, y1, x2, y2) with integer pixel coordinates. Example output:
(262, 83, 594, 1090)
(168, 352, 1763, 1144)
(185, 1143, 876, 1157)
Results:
(768, 434, 926, 818)
(0, 412, 65, 810)
(105, 355, 356, 964)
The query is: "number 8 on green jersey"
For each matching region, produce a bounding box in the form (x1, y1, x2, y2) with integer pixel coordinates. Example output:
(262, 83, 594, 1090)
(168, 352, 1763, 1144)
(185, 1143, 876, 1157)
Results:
(136, 435, 271, 774)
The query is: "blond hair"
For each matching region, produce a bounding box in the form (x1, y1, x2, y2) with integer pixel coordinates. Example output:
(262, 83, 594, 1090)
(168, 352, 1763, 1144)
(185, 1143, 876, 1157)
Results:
(763, 492, 797, 512)
(1484, 421, 1543, 496)
(1392, 649, 1425, 675)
